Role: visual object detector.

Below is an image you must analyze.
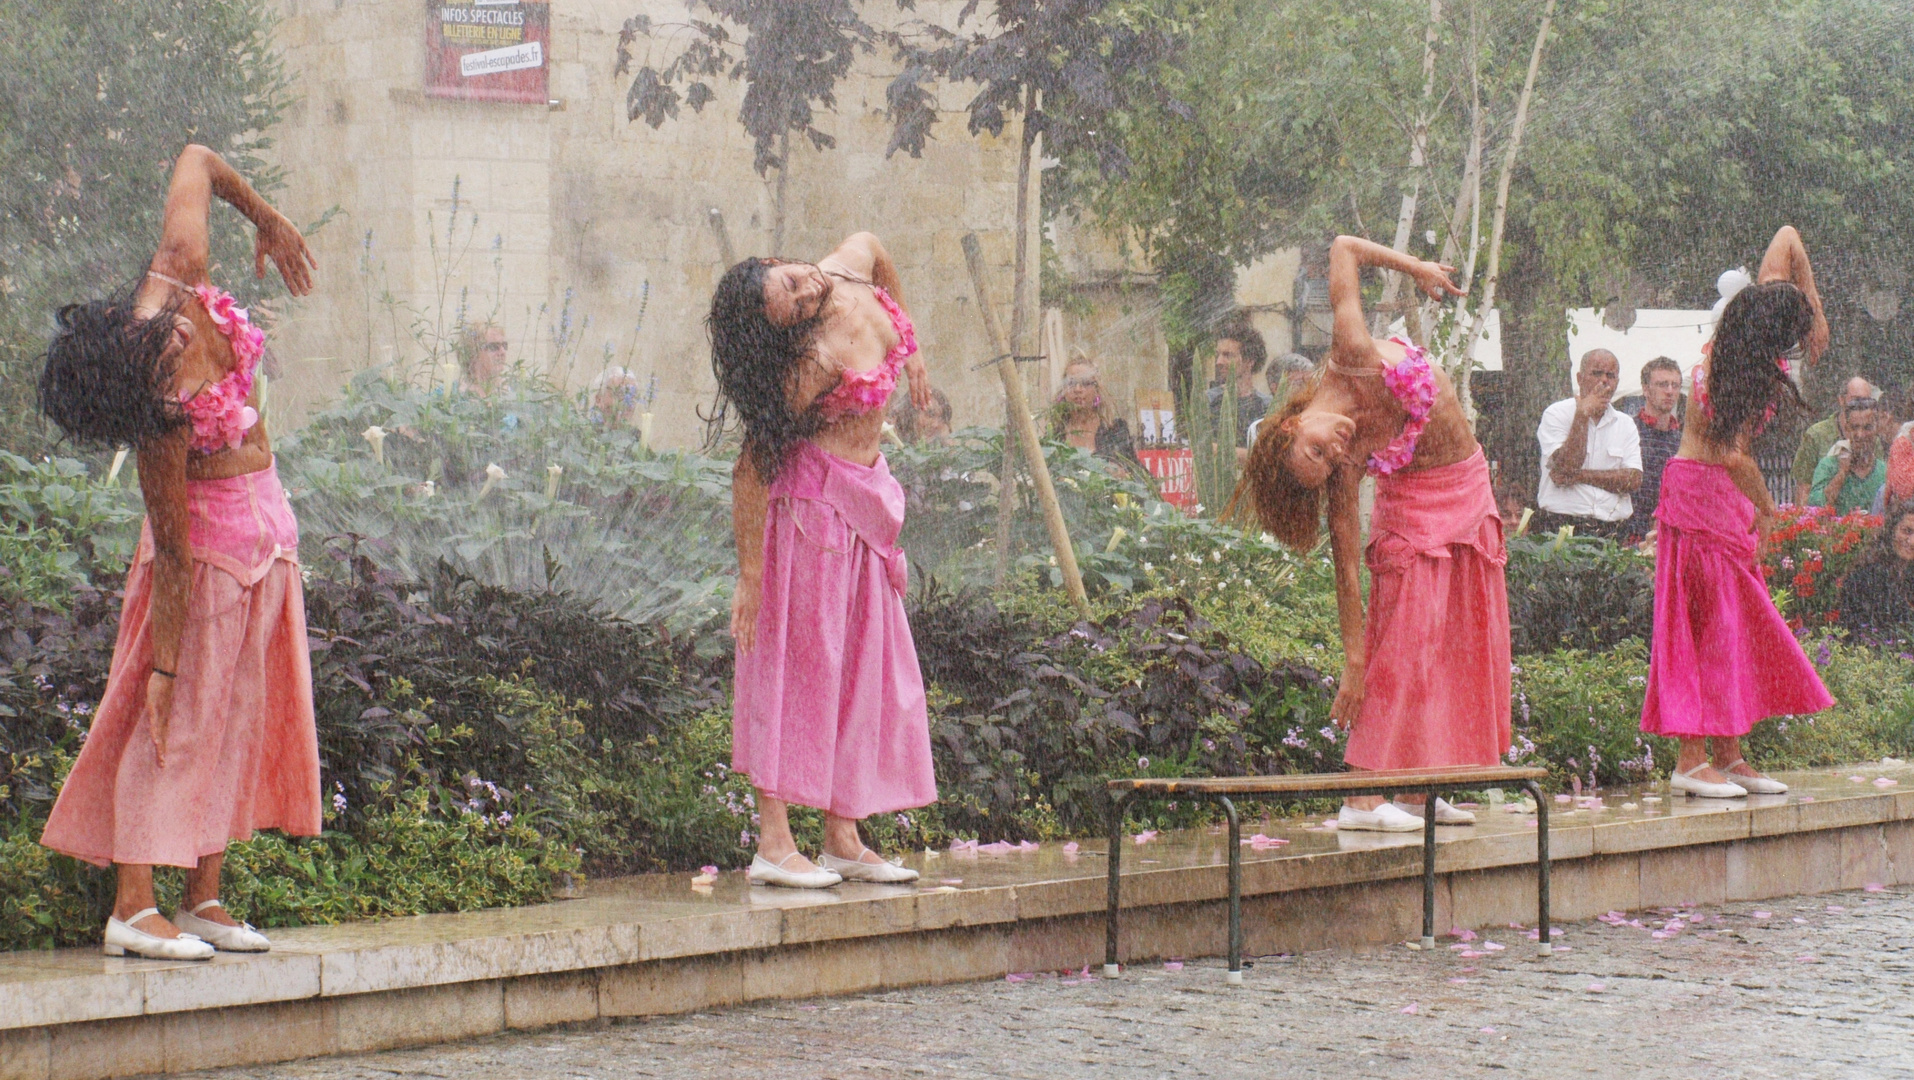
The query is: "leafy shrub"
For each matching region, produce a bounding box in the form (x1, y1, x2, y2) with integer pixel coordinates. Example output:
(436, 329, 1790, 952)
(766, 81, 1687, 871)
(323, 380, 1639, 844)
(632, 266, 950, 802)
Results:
(0, 452, 141, 609)
(1504, 534, 1655, 655)
(1760, 505, 1878, 628)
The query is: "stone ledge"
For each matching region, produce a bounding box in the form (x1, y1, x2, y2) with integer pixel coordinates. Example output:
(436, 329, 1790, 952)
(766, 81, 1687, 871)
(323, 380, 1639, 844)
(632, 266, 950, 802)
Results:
(1, 766, 1910, 1079)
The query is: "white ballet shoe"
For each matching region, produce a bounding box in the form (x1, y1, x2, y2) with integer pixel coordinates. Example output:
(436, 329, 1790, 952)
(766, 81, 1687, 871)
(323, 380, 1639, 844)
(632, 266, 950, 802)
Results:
(1720, 759, 1787, 795)
(1396, 797, 1475, 825)
(103, 908, 215, 961)
(172, 899, 272, 952)
(1670, 762, 1748, 799)
(818, 850, 921, 884)
(1337, 803, 1424, 832)
(747, 852, 842, 889)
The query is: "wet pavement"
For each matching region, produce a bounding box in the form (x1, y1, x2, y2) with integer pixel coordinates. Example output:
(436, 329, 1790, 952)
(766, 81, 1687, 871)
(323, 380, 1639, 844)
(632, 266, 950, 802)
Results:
(181, 885, 1914, 1080)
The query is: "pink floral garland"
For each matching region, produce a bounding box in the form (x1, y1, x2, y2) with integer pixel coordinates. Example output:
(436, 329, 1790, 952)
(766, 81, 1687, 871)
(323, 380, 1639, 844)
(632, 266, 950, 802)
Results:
(179, 285, 264, 453)
(814, 284, 917, 420)
(1366, 336, 1438, 477)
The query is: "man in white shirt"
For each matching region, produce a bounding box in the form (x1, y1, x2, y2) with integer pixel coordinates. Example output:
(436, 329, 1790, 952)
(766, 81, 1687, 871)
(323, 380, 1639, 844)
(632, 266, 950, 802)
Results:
(1534, 349, 1643, 540)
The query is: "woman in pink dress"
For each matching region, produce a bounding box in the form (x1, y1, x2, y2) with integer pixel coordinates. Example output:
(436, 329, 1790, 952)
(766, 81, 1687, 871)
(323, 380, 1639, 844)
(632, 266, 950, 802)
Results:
(708, 233, 938, 888)
(1238, 235, 1505, 832)
(1643, 226, 1834, 798)
(37, 145, 321, 958)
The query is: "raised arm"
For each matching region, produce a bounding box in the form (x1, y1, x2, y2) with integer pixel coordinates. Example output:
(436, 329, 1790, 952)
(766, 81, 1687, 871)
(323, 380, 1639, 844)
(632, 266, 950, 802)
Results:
(1327, 235, 1463, 361)
(142, 145, 314, 308)
(1755, 225, 1828, 360)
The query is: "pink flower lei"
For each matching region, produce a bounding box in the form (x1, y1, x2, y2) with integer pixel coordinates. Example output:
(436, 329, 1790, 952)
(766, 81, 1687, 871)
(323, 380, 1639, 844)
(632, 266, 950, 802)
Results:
(179, 285, 264, 453)
(1366, 336, 1438, 477)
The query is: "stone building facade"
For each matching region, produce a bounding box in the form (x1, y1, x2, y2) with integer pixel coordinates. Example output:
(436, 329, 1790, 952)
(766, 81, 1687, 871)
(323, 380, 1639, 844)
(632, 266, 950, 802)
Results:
(263, 0, 1038, 448)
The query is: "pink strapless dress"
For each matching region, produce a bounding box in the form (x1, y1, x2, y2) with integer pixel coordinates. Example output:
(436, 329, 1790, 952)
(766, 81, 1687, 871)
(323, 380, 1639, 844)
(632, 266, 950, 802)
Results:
(41, 462, 321, 868)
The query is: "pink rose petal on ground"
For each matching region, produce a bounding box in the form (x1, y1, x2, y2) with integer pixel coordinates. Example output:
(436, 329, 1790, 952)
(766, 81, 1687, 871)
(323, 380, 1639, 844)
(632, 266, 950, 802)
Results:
(1850, 776, 1867, 782)
(1826, 905, 1845, 913)
(1750, 911, 1773, 918)
(700, 865, 719, 875)
(1482, 942, 1506, 951)
(1450, 943, 1469, 951)
(1526, 820, 1538, 828)
(1399, 1003, 1419, 1015)
(1479, 1026, 1496, 1033)
(1063, 841, 1080, 854)
(940, 878, 963, 885)
(950, 839, 978, 852)
(1875, 777, 1900, 787)
(1133, 830, 1158, 844)
(1451, 928, 1478, 942)
(1164, 961, 1184, 971)
(1005, 973, 1031, 982)
(1508, 922, 1526, 930)
(1587, 983, 1606, 992)
(1799, 796, 1815, 802)
(1554, 945, 1573, 952)
(1651, 931, 1671, 939)
(1459, 950, 1487, 959)
(1555, 794, 1573, 803)
(1793, 917, 1808, 924)
(1866, 883, 1886, 892)
(1018, 840, 1040, 852)
(1448, 977, 1470, 985)
(1796, 954, 1819, 963)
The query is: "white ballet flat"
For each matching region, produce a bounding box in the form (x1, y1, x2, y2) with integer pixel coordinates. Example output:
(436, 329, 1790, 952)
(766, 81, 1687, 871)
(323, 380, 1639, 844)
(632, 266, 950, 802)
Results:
(1720, 760, 1788, 795)
(173, 899, 272, 952)
(1337, 803, 1424, 832)
(746, 852, 842, 889)
(1670, 762, 1748, 799)
(103, 908, 215, 961)
(818, 850, 921, 884)
(1396, 797, 1475, 825)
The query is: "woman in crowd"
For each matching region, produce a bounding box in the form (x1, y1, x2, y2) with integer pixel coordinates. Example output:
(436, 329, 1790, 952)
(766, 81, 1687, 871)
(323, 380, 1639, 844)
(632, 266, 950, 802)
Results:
(709, 233, 936, 888)
(1238, 235, 1503, 832)
(37, 145, 322, 958)
(887, 385, 953, 445)
(1838, 503, 1914, 634)
(1049, 353, 1141, 470)
(1641, 226, 1833, 797)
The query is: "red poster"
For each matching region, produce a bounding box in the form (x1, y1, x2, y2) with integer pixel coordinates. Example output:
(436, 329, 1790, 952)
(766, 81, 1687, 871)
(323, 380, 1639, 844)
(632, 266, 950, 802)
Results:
(424, 1, 550, 104)
(1136, 449, 1198, 510)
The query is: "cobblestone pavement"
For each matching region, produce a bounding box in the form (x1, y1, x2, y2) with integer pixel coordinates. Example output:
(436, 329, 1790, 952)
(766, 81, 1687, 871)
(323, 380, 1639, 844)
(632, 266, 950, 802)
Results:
(188, 888, 1914, 1080)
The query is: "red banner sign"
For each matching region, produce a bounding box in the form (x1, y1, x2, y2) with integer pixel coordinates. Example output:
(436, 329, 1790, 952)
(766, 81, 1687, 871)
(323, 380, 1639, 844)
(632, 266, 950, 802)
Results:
(1136, 449, 1198, 510)
(425, 1, 550, 104)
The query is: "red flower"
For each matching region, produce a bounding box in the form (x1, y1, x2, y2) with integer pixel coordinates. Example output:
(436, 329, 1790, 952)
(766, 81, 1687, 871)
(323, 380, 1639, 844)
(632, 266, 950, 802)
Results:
(1793, 571, 1814, 589)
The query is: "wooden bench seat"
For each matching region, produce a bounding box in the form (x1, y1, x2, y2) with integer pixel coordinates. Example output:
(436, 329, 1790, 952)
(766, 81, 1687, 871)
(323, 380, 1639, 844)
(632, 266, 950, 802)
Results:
(1104, 765, 1553, 983)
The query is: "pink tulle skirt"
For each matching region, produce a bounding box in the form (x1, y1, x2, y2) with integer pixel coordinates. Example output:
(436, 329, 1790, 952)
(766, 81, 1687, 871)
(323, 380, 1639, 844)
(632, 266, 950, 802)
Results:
(731, 442, 937, 819)
(1641, 459, 1833, 738)
(40, 466, 320, 868)
(1345, 451, 1513, 771)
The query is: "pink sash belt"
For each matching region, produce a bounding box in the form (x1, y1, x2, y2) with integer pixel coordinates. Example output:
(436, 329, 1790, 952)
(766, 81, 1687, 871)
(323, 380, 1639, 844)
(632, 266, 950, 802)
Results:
(771, 441, 909, 596)
(136, 461, 300, 586)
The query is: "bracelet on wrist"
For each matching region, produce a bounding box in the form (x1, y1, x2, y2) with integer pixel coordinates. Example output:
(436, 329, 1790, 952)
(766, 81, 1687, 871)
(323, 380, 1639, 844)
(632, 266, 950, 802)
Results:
(151, 666, 177, 679)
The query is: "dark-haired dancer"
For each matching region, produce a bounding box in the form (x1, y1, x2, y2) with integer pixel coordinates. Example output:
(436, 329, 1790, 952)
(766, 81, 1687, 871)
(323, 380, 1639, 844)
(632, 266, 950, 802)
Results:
(1239, 235, 1506, 832)
(1644, 226, 1834, 797)
(38, 145, 320, 957)
(711, 233, 935, 887)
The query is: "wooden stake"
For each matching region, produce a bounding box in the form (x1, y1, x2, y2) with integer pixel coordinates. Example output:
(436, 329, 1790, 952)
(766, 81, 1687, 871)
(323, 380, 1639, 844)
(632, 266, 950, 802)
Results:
(963, 232, 1089, 615)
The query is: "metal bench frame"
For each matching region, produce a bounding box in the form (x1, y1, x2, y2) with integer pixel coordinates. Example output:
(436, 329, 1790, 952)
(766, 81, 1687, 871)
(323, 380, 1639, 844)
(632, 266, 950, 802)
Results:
(1103, 767, 1553, 982)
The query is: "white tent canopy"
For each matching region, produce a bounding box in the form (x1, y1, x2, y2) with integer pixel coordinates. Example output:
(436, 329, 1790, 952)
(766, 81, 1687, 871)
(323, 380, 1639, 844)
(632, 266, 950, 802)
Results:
(1564, 308, 1714, 398)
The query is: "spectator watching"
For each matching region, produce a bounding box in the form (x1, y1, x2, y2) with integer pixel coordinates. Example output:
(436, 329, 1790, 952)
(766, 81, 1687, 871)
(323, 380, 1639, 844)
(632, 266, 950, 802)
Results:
(888, 386, 953, 445)
(1534, 348, 1643, 540)
(1049, 355, 1140, 467)
(1809, 397, 1887, 513)
(1624, 357, 1685, 541)
(458, 322, 508, 396)
(1838, 502, 1914, 633)
(1206, 326, 1271, 447)
(1792, 375, 1876, 505)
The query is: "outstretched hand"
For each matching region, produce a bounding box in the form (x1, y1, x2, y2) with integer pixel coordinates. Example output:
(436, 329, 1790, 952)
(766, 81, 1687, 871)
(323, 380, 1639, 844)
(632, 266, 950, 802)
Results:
(254, 210, 316, 296)
(1411, 260, 1465, 302)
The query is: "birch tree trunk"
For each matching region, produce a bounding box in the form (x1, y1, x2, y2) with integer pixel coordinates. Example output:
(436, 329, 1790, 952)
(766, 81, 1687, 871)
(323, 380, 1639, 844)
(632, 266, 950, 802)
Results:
(1376, 0, 1444, 334)
(1461, 0, 1556, 418)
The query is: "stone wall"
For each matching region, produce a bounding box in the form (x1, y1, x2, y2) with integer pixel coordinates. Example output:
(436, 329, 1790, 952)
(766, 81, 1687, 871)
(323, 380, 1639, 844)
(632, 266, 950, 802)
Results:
(262, 0, 1026, 448)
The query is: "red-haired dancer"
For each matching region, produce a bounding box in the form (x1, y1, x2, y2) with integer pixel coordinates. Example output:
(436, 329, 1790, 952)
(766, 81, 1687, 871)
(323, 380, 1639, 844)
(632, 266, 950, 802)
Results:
(1239, 235, 1506, 831)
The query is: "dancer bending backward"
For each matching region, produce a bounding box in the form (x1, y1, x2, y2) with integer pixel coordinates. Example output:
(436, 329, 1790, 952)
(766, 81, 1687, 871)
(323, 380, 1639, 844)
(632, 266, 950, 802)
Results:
(1644, 226, 1833, 798)
(38, 145, 321, 958)
(710, 233, 937, 888)
(1241, 235, 1507, 832)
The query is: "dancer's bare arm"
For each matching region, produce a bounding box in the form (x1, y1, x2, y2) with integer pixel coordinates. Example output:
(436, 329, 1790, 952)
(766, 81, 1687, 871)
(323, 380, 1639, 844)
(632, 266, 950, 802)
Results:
(1327, 235, 1463, 362)
(1723, 430, 1778, 536)
(143, 145, 313, 310)
(137, 429, 193, 766)
(730, 455, 770, 653)
(1755, 226, 1828, 360)
(1324, 466, 1367, 728)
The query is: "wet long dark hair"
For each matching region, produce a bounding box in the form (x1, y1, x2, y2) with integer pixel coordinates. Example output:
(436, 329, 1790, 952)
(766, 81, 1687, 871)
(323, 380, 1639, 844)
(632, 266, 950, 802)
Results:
(38, 285, 187, 449)
(704, 257, 829, 481)
(1703, 281, 1813, 447)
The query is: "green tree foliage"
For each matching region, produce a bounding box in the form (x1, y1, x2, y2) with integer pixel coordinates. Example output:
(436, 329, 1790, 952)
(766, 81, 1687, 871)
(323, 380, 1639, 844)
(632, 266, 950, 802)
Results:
(0, 0, 293, 454)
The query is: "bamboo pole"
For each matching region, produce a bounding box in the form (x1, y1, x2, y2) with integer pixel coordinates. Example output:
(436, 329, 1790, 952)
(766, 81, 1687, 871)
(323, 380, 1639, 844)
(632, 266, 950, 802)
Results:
(1462, 0, 1555, 413)
(963, 232, 1089, 615)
